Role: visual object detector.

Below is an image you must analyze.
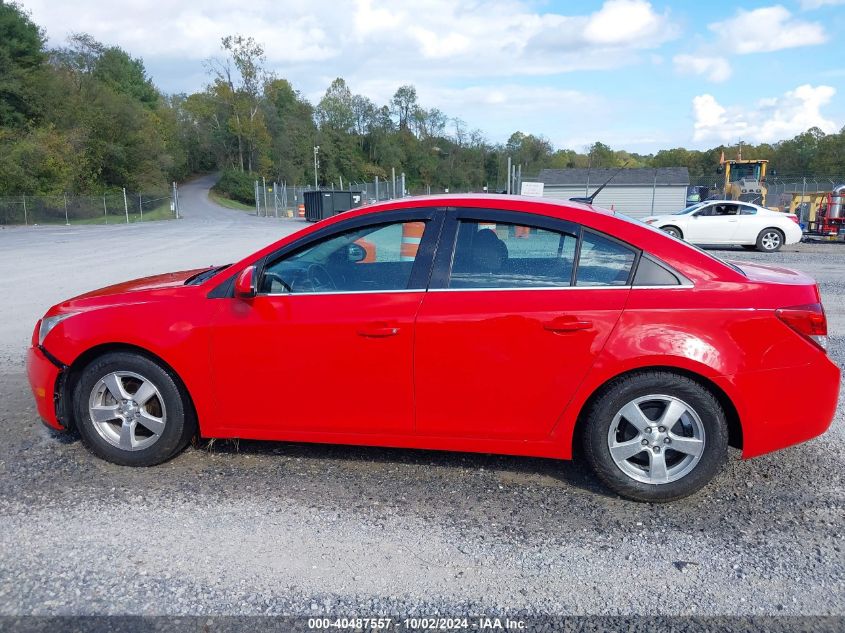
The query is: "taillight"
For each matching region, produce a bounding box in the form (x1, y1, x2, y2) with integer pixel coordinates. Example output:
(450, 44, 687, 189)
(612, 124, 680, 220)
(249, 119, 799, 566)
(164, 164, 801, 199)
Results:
(776, 303, 828, 351)
(788, 215, 800, 224)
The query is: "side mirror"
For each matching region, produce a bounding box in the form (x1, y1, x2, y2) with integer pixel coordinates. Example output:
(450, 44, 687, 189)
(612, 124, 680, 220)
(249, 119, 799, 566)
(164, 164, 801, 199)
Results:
(347, 243, 367, 263)
(234, 266, 256, 299)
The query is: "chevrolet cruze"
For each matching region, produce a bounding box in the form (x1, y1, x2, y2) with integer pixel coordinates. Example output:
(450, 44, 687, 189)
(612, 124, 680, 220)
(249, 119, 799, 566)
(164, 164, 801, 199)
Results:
(27, 195, 839, 502)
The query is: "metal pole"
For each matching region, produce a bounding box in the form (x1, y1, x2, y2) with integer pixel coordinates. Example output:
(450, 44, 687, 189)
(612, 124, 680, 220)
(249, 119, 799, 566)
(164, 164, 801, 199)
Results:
(273, 182, 279, 218)
(339, 175, 343, 190)
(400, 172, 406, 198)
(517, 164, 522, 194)
(506, 156, 512, 194)
(103, 194, 107, 223)
(139, 193, 143, 222)
(22, 194, 27, 225)
(375, 176, 380, 200)
(391, 167, 396, 199)
(313, 146, 319, 189)
(123, 187, 129, 223)
(64, 193, 69, 225)
(254, 181, 260, 216)
(262, 176, 268, 217)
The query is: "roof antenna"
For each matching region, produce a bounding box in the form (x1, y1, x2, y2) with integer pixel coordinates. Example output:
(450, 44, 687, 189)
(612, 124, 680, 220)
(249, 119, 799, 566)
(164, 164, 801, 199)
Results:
(569, 162, 629, 205)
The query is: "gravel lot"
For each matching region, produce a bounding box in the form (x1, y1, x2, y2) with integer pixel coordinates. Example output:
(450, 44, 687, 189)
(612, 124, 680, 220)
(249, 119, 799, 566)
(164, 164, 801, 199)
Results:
(0, 182, 843, 620)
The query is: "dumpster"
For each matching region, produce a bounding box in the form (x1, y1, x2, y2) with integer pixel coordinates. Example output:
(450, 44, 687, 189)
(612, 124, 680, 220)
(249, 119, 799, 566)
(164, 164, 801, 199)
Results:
(303, 190, 364, 222)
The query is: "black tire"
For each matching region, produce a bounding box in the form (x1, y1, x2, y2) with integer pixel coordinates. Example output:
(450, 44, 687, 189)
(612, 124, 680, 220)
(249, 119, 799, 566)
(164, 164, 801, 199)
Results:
(756, 228, 784, 252)
(73, 351, 195, 466)
(662, 226, 682, 239)
(741, 245, 756, 250)
(581, 371, 728, 502)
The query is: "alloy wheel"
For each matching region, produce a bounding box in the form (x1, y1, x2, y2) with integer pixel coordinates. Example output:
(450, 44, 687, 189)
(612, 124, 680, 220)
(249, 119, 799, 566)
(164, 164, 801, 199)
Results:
(87, 371, 167, 451)
(607, 395, 706, 485)
(761, 231, 781, 251)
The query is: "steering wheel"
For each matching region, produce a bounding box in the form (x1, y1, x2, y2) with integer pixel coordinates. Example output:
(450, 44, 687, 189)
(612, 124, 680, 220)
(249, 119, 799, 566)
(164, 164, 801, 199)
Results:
(306, 263, 336, 291)
(262, 271, 293, 294)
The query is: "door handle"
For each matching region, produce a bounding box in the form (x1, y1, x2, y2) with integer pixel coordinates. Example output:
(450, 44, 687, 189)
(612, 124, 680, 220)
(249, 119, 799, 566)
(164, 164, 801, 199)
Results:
(543, 316, 593, 333)
(357, 323, 400, 338)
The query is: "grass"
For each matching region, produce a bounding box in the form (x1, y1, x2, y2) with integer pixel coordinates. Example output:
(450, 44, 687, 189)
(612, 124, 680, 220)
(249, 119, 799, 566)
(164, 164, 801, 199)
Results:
(209, 189, 255, 212)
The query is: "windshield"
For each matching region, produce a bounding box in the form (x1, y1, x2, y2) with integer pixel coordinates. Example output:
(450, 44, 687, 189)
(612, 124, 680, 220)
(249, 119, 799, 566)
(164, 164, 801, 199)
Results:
(673, 202, 705, 215)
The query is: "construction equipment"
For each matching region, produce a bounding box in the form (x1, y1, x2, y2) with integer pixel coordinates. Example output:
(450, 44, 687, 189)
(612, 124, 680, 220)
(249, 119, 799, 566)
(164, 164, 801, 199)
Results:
(717, 149, 770, 206)
(789, 184, 845, 236)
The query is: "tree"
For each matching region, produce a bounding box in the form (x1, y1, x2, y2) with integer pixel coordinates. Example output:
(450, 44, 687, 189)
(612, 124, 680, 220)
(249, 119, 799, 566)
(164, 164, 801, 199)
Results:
(0, 1, 46, 127)
(391, 85, 417, 132)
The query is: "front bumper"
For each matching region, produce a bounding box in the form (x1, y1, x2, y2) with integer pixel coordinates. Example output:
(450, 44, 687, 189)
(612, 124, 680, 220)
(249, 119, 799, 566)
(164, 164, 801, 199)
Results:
(26, 346, 65, 430)
(716, 354, 840, 458)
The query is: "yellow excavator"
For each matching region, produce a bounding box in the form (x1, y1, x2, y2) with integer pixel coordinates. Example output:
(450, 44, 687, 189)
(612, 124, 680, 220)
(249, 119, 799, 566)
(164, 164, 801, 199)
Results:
(716, 149, 771, 206)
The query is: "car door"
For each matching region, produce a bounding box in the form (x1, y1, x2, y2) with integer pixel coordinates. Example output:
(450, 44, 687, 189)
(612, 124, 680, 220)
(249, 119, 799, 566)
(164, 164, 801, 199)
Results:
(733, 204, 763, 243)
(209, 209, 442, 436)
(687, 204, 739, 243)
(413, 209, 634, 440)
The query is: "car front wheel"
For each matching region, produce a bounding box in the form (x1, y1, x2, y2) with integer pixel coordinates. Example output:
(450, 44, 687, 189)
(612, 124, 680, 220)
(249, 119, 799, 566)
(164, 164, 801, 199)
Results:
(756, 228, 784, 252)
(581, 371, 728, 502)
(73, 351, 195, 466)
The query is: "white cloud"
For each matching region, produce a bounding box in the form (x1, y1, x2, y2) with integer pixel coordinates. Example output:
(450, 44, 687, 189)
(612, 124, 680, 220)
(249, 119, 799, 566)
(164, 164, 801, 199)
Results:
(709, 5, 827, 54)
(800, 0, 845, 8)
(19, 0, 679, 84)
(692, 84, 838, 143)
(673, 54, 732, 82)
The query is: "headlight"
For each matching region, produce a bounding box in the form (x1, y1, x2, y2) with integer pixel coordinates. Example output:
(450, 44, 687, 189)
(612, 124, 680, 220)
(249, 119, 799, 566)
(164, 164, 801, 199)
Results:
(39, 313, 78, 346)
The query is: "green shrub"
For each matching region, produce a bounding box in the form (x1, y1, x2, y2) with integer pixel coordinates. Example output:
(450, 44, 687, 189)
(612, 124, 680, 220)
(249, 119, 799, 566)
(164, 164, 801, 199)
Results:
(213, 170, 256, 204)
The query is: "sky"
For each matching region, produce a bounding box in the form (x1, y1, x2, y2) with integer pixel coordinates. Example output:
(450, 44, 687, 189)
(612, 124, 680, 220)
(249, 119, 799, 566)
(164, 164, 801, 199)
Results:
(17, 0, 845, 154)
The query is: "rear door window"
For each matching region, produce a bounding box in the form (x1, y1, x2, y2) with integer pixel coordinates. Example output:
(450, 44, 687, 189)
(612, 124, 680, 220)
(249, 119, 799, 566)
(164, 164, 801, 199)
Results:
(448, 221, 576, 289)
(575, 231, 636, 286)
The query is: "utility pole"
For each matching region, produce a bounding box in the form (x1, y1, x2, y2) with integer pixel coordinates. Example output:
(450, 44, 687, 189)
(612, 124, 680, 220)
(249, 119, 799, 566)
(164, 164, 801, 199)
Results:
(122, 187, 129, 223)
(313, 146, 320, 189)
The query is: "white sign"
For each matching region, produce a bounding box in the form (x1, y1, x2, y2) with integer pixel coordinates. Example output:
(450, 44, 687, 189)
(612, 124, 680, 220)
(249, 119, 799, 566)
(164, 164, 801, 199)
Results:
(520, 182, 544, 197)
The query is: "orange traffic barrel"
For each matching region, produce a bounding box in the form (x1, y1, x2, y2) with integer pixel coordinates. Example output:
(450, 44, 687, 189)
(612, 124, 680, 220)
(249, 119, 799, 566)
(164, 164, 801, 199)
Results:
(400, 222, 425, 261)
(297, 203, 305, 217)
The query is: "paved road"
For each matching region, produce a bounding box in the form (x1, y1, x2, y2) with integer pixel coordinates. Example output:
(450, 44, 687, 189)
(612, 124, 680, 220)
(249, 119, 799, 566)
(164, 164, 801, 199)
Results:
(0, 186, 842, 619)
(0, 173, 303, 364)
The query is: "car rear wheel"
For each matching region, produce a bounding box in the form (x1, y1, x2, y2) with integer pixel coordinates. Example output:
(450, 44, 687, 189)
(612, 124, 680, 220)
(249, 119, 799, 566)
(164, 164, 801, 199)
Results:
(756, 228, 784, 252)
(581, 371, 728, 502)
(73, 351, 195, 466)
(662, 226, 682, 239)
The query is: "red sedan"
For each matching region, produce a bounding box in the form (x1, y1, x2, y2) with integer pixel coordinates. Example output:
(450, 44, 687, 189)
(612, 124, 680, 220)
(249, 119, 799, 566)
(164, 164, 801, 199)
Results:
(27, 195, 839, 502)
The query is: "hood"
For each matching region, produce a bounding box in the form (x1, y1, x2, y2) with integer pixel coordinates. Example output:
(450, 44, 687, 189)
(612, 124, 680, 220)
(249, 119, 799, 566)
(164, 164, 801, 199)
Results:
(54, 268, 209, 311)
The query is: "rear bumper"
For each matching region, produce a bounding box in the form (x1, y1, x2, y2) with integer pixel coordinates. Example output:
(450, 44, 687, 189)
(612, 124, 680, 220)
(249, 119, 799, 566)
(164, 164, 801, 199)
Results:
(26, 346, 64, 431)
(716, 354, 839, 458)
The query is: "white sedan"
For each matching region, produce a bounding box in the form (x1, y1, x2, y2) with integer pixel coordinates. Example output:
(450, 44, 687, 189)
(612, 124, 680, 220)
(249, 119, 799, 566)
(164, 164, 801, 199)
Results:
(641, 200, 802, 252)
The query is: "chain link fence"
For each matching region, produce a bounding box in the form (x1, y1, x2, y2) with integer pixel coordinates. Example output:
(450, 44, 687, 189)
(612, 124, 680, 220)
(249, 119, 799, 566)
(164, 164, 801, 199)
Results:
(251, 172, 486, 219)
(0, 186, 180, 226)
(689, 175, 845, 209)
